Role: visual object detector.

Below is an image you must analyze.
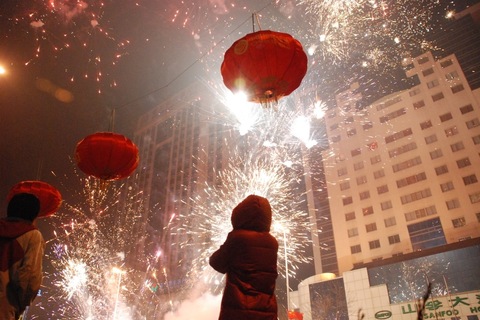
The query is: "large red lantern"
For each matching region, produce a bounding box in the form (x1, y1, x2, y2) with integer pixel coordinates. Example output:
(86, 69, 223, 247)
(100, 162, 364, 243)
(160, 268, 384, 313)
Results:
(75, 132, 139, 181)
(221, 30, 308, 107)
(7, 180, 62, 218)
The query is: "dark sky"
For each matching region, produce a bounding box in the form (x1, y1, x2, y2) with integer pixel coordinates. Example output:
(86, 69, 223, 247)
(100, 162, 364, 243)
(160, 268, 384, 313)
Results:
(1, 0, 479, 204)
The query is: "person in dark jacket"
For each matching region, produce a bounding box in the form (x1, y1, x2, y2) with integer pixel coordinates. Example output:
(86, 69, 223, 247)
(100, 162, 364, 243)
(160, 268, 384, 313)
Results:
(209, 194, 279, 320)
(0, 193, 45, 320)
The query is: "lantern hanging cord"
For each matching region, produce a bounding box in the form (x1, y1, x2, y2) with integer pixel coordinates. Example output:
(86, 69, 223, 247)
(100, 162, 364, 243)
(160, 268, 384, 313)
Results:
(252, 12, 263, 32)
(112, 0, 275, 113)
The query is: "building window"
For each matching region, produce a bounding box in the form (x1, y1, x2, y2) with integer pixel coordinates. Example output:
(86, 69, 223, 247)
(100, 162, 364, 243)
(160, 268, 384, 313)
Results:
(463, 174, 478, 186)
(359, 190, 370, 200)
(380, 108, 406, 123)
(440, 181, 455, 192)
(351, 245, 361, 254)
(384, 216, 396, 227)
(460, 104, 474, 114)
(466, 118, 480, 129)
(425, 134, 438, 144)
(450, 141, 465, 152)
(413, 100, 425, 109)
(345, 211, 356, 221)
(420, 120, 433, 130)
(331, 135, 341, 143)
(377, 184, 389, 194)
(369, 240, 381, 249)
(392, 156, 422, 173)
(429, 149, 443, 159)
(385, 128, 413, 143)
(405, 205, 437, 222)
(389, 142, 417, 158)
(432, 92, 444, 101)
(409, 88, 421, 96)
(422, 68, 434, 76)
(340, 181, 351, 191)
(476, 212, 480, 223)
(456, 157, 471, 169)
(366, 223, 377, 232)
(396, 172, 427, 188)
(348, 228, 359, 238)
(363, 122, 373, 130)
(427, 79, 439, 88)
(440, 59, 453, 68)
(370, 155, 381, 164)
(407, 217, 446, 251)
(451, 84, 465, 93)
(374, 169, 385, 179)
(351, 148, 361, 157)
(470, 192, 480, 204)
(474, 135, 480, 145)
(439, 112, 453, 122)
(343, 197, 353, 206)
(445, 70, 459, 80)
(357, 175, 367, 185)
(446, 198, 461, 210)
(347, 128, 357, 137)
(452, 217, 466, 228)
(363, 206, 374, 216)
(418, 56, 429, 64)
(330, 123, 339, 130)
(345, 116, 354, 124)
(445, 126, 459, 137)
(400, 188, 432, 204)
(348, 227, 359, 238)
(354, 161, 365, 171)
(435, 165, 449, 175)
(338, 167, 348, 176)
(388, 234, 401, 245)
(381, 200, 393, 211)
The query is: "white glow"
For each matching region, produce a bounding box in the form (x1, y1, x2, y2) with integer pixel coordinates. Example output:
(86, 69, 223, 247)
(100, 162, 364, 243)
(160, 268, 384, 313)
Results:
(225, 91, 259, 135)
(291, 116, 317, 149)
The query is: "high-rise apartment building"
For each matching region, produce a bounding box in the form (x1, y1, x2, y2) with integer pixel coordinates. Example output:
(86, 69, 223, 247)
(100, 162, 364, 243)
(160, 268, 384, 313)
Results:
(321, 52, 480, 274)
(125, 84, 229, 285)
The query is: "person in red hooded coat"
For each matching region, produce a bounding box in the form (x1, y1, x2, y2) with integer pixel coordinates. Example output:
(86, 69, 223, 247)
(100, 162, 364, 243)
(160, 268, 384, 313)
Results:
(209, 194, 278, 320)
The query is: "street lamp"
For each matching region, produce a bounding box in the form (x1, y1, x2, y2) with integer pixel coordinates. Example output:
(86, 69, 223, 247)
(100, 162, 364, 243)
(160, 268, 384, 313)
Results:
(273, 222, 291, 312)
(111, 267, 125, 320)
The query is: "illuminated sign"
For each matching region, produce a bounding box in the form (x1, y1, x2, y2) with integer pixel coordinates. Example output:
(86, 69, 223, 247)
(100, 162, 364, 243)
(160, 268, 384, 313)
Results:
(374, 310, 392, 319)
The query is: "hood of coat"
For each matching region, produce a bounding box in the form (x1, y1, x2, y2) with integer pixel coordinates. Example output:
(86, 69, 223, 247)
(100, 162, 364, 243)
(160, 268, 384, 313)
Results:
(231, 195, 272, 232)
(0, 218, 37, 239)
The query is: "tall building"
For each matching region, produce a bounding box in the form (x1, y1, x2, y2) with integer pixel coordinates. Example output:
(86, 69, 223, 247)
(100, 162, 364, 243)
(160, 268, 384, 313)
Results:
(125, 84, 230, 286)
(321, 52, 480, 274)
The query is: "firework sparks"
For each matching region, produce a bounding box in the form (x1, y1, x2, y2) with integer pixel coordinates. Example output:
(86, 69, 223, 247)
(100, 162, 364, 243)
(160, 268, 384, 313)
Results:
(43, 171, 146, 319)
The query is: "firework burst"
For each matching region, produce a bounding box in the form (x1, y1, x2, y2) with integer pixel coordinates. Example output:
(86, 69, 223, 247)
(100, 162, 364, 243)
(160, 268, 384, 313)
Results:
(42, 171, 146, 319)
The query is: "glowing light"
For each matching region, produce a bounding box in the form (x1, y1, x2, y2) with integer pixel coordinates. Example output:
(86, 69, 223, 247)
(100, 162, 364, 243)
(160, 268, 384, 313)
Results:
(291, 116, 317, 149)
(0, 65, 6, 75)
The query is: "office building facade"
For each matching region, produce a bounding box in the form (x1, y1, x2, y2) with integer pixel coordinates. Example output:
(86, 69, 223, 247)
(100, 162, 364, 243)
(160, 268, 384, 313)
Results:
(321, 52, 480, 274)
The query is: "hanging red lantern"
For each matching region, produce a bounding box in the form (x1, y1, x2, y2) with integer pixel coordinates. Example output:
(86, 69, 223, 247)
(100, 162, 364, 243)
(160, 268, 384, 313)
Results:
(75, 132, 139, 181)
(7, 181, 62, 218)
(221, 30, 308, 107)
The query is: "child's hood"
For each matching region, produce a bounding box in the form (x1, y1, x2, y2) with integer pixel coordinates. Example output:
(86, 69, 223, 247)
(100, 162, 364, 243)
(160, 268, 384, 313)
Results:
(231, 195, 272, 232)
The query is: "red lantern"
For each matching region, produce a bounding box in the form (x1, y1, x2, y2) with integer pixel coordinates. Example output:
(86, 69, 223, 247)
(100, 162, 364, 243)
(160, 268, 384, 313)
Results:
(7, 181, 62, 218)
(75, 132, 139, 181)
(221, 30, 308, 107)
